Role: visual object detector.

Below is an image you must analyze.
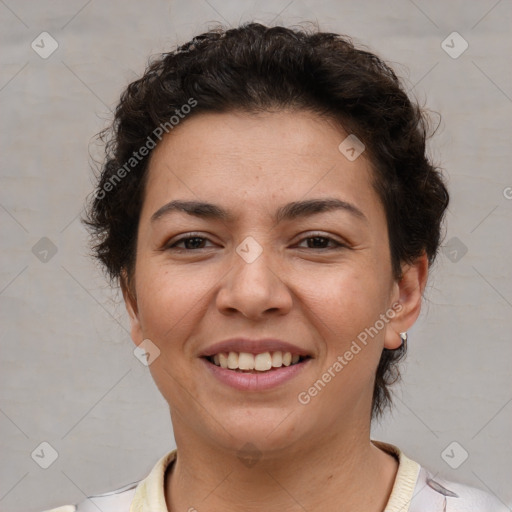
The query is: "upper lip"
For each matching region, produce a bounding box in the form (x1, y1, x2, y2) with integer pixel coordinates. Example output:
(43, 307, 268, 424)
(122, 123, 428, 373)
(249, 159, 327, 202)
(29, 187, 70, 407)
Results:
(200, 338, 313, 358)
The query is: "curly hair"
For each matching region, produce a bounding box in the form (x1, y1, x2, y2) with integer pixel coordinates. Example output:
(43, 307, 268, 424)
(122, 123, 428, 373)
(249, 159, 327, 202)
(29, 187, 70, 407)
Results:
(83, 22, 449, 420)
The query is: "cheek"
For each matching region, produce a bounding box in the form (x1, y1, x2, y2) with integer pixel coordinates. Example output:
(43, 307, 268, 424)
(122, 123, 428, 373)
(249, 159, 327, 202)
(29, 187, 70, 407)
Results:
(306, 266, 392, 394)
(135, 264, 207, 338)
(306, 264, 389, 334)
(137, 268, 203, 402)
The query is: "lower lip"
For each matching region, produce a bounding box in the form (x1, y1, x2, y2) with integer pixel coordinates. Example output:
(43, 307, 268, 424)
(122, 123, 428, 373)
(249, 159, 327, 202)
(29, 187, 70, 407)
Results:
(202, 358, 310, 391)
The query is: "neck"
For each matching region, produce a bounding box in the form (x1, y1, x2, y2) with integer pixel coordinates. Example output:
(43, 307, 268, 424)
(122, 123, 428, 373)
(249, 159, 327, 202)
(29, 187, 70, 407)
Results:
(165, 420, 398, 512)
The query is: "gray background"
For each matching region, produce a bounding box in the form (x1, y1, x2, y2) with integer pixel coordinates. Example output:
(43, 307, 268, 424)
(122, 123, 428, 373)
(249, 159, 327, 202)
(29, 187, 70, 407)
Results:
(1, 1, 511, 510)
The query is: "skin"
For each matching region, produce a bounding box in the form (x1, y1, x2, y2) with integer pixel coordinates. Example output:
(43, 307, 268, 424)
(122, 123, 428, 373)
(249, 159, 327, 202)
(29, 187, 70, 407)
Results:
(122, 110, 428, 512)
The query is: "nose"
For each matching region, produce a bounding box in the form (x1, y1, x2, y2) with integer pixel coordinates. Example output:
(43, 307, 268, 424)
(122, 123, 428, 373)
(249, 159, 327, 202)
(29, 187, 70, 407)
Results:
(215, 241, 293, 320)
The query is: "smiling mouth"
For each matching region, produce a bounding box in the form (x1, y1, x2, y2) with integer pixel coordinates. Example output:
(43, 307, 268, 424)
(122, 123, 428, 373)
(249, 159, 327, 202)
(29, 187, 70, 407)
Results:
(204, 351, 311, 373)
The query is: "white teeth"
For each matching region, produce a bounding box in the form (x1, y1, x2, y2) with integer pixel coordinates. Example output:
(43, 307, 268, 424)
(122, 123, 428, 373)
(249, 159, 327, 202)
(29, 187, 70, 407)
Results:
(271, 351, 283, 367)
(254, 352, 272, 371)
(219, 352, 228, 369)
(210, 351, 305, 371)
(227, 352, 239, 369)
(238, 352, 255, 370)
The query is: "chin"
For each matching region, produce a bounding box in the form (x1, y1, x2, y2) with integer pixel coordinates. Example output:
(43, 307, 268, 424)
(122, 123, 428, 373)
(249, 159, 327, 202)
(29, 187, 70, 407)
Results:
(209, 408, 308, 455)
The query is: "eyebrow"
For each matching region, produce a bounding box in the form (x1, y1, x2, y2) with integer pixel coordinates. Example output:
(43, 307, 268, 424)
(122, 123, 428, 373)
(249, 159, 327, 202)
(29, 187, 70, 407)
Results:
(150, 198, 367, 225)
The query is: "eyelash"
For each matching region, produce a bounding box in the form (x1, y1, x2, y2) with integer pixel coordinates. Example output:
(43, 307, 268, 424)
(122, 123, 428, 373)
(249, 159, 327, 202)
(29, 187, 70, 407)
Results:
(166, 233, 347, 251)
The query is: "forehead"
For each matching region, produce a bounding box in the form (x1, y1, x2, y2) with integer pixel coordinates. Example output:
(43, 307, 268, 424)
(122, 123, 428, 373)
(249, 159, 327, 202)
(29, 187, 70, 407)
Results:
(149, 109, 360, 164)
(141, 110, 382, 224)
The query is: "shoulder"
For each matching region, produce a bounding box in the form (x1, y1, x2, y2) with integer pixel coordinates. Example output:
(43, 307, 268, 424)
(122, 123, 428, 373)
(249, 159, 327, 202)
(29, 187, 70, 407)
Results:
(75, 481, 138, 511)
(411, 466, 509, 512)
(371, 440, 508, 512)
(41, 450, 177, 512)
(42, 481, 138, 512)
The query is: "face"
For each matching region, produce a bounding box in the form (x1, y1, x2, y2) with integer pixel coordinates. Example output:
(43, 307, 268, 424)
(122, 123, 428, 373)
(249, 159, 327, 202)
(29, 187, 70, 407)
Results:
(123, 110, 424, 457)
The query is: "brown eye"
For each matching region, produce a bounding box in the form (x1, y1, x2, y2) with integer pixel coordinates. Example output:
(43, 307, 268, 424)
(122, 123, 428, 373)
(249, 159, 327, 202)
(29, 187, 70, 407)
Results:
(167, 234, 215, 250)
(296, 235, 345, 250)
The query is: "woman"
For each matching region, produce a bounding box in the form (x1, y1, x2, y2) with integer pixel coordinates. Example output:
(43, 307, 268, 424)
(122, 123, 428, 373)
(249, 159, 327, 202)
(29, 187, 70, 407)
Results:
(46, 22, 506, 512)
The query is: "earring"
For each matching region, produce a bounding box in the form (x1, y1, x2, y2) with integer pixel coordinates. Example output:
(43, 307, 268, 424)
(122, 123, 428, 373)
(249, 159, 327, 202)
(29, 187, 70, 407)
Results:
(399, 332, 408, 349)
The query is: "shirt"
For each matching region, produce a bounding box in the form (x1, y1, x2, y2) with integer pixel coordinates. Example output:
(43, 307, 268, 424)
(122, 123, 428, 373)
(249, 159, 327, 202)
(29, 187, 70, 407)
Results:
(44, 440, 508, 511)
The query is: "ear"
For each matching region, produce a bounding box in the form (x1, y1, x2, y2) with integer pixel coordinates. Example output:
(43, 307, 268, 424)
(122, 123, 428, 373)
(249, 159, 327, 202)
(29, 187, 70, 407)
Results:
(120, 269, 144, 346)
(384, 252, 429, 349)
